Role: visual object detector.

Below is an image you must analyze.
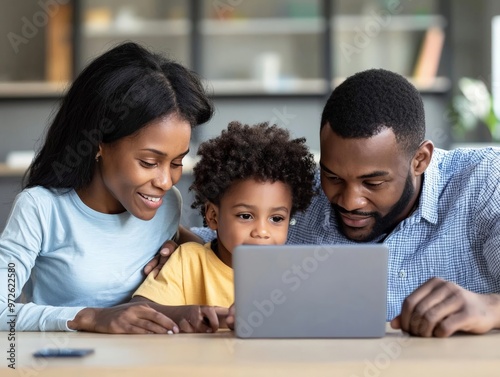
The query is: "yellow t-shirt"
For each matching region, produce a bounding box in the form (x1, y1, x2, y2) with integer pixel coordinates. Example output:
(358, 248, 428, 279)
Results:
(133, 242, 233, 307)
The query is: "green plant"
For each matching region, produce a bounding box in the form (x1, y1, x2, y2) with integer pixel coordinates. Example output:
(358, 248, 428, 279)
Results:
(449, 78, 500, 142)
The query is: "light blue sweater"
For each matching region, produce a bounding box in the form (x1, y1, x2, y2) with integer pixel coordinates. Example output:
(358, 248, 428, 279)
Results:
(0, 186, 181, 331)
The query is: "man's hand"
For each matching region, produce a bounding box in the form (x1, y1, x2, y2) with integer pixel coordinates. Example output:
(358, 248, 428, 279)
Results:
(391, 277, 500, 337)
(143, 240, 178, 277)
(68, 302, 179, 334)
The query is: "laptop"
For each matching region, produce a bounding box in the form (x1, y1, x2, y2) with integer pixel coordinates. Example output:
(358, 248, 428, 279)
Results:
(233, 244, 388, 338)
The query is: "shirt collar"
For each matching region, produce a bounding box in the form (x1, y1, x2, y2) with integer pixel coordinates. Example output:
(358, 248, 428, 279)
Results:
(417, 150, 441, 225)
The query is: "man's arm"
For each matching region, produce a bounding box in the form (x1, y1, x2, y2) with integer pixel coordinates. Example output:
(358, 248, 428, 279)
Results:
(392, 154, 500, 337)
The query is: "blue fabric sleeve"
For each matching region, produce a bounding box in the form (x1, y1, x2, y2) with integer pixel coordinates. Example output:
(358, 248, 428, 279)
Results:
(0, 192, 84, 331)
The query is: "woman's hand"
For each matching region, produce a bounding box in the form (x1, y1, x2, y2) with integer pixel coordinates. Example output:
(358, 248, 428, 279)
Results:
(68, 302, 179, 334)
(143, 240, 178, 277)
(143, 226, 204, 277)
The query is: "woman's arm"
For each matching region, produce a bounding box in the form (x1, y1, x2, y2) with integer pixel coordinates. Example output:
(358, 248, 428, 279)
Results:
(1, 191, 177, 333)
(0, 191, 84, 331)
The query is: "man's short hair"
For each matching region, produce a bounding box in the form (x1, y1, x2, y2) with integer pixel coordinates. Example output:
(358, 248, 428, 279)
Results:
(321, 69, 425, 155)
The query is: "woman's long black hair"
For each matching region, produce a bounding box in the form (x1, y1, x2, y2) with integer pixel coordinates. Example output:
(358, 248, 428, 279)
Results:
(24, 42, 213, 189)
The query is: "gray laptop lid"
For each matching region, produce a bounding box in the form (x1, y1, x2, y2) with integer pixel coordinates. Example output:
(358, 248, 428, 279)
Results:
(233, 244, 388, 338)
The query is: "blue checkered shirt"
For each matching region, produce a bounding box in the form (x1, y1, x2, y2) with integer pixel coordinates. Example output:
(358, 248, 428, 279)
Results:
(192, 147, 500, 320)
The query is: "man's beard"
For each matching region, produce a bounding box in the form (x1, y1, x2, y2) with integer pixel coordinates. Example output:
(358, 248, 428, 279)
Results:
(332, 172, 415, 242)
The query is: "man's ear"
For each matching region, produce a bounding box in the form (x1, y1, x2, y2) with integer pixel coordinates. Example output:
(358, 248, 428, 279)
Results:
(412, 140, 434, 177)
(204, 202, 219, 231)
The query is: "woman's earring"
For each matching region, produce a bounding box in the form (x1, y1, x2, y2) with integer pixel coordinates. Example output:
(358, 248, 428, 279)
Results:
(95, 153, 101, 163)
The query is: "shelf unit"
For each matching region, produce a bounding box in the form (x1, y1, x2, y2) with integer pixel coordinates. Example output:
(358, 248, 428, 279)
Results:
(0, 0, 452, 98)
(77, 0, 443, 97)
(75, 0, 191, 70)
(197, 0, 451, 96)
(331, 0, 451, 94)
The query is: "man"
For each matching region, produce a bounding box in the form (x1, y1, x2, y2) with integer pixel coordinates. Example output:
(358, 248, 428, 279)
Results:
(195, 69, 500, 337)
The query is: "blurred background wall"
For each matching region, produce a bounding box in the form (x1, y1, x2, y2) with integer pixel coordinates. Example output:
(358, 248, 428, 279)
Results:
(1, 0, 500, 230)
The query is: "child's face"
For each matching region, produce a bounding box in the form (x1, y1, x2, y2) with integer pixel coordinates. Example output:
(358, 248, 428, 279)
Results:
(80, 114, 191, 220)
(206, 178, 292, 257)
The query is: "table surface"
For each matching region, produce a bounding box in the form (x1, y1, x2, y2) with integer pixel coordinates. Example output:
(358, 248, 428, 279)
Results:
(2, 324, 500, 377)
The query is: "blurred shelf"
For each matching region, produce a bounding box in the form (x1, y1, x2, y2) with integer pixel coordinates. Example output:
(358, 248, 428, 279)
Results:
(408, 76, 451, 93)
(332, 14, 447, 31)
(0, 2, 451, 99)
(208, 78, 327, 96)
(201, 18, 326, 35)
(450, 142, 500, 149)
(0, 163, 26, 177)
(202, 14, 447, 35)
(0, 82, 69, 98)
(1, 77, 444, 98)
(83, 19, 190, 37)
(332, 76, 451, 93)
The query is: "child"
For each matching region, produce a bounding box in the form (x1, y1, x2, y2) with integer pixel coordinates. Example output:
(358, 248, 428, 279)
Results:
(131, 121, 316, 332)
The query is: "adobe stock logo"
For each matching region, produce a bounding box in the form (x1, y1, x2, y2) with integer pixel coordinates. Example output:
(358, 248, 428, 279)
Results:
(7, 0, 70, 54)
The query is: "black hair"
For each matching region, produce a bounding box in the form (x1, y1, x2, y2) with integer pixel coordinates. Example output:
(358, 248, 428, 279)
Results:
(320, 69, 425, 154)
(190, 121, 317, 217)
(24, 42, 213, 189)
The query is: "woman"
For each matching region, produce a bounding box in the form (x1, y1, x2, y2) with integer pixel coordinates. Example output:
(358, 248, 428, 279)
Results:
(0, 42, 213, 333)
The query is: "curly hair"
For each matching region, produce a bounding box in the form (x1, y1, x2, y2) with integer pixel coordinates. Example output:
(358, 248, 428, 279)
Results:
(190, 121, 317, 218)
(321, 69, 425, 155)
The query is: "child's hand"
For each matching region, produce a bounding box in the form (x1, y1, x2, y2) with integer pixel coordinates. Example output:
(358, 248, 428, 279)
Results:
(226, 304, 235, 330)
(167, 305, 228, 333)
(143, 240, 178, 277)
